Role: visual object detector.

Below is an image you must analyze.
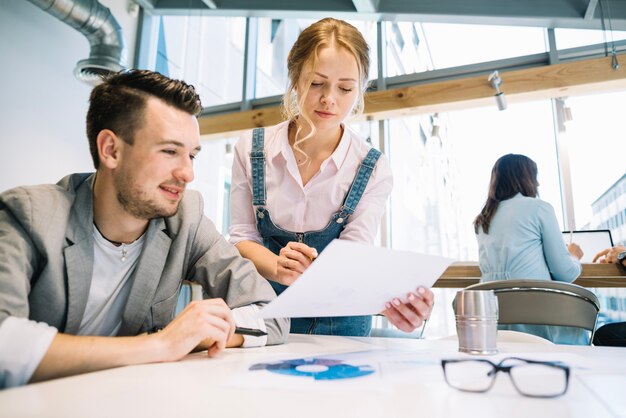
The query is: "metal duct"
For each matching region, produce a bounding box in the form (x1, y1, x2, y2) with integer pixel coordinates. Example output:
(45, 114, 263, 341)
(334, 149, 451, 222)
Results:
(26, 0, 127, 85)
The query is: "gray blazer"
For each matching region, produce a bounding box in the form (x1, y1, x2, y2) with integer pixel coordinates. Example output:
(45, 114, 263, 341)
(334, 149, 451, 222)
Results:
(0, 173, 288, 344)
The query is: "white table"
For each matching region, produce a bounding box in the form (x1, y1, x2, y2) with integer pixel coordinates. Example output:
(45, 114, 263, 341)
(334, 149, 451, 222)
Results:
(1, 334, 625, 418)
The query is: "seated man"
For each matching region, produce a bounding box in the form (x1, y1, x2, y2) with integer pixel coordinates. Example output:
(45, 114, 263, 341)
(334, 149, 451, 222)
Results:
(0, 69, 289, 388)
(592, 245, 626, 346)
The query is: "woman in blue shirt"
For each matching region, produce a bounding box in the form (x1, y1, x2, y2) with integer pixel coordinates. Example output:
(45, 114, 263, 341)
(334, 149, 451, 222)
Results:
(474, 154, 586, 344)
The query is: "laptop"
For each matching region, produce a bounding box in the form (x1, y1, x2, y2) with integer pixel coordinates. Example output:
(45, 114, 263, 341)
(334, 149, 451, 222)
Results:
(561, 229, 614, 263)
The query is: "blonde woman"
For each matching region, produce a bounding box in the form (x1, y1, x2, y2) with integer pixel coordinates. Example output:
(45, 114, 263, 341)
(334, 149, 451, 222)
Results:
(229, 18, 433, 336)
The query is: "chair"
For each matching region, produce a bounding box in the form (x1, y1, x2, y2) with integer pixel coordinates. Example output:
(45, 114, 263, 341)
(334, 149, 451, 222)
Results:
(174, 280, 204, 316)
(454, 280, 600, 345)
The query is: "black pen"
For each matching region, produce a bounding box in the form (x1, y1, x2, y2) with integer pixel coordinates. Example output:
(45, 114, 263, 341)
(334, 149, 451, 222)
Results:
(148, 326, 267, 337)
(235, 326, 267, 337)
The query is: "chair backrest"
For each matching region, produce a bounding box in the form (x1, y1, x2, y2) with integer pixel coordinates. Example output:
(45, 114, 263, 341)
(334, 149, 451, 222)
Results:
(456, 279, 600, 343)
(174, 280, 204, 316)
(184, 280, 204, 302)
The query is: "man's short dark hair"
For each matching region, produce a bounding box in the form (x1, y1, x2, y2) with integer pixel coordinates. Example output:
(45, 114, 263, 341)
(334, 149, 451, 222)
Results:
(86, 69, 203, 169)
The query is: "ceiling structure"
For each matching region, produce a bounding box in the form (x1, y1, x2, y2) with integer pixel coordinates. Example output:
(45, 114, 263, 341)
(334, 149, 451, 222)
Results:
(133, 0, 626, 31)
(128, 0, 626, 137)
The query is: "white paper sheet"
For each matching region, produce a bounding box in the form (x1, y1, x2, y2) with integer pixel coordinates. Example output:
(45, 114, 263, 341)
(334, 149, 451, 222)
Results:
(222, 349, 443, 393)
(578, 374, 626, 417)
(259, 239, 454, 318)
(224, 349, 593, 395)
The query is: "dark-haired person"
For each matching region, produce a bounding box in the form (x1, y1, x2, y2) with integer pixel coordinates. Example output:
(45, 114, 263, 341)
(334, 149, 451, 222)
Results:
(592, 245, 626, 346)
(0, 70, 288, 388)
(473, 153, 585, 344)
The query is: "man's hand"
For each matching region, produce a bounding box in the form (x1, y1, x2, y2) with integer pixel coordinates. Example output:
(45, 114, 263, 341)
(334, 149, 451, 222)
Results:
(30, 298, 239, 384)
(593, 245, 626, 264)
(157, 298, 236, 360)
(381, 287, 434, 333)
(275, 242, 318, 286)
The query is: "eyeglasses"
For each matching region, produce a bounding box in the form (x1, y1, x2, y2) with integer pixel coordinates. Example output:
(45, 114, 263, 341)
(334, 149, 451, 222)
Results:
(441, 357, 570, 398)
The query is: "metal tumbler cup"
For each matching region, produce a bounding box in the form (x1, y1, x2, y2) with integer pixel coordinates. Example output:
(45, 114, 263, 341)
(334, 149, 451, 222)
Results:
(455, 289, 499, 355)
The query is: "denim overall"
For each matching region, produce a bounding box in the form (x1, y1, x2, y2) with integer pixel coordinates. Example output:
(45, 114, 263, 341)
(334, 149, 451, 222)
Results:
(251, 127, 381, 336)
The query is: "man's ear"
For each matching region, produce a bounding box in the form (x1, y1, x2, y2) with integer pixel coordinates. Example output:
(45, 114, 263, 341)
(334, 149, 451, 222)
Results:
(97, 129, 122, 169)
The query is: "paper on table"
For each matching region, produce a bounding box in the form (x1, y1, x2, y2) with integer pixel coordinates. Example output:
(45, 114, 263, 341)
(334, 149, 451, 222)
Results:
(579, 374, 626, 417)
(222, 349, 442, 393)
(259, 239, 454, 319)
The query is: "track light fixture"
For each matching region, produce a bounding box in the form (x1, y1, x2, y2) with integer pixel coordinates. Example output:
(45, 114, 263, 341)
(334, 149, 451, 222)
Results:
(430, 113, 440, 138)
(488, 70, 507, 111)
(225, 143, 233, 157)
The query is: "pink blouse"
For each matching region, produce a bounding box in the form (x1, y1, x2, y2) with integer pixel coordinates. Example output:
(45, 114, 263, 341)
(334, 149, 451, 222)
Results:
(228, 121, 393, 246)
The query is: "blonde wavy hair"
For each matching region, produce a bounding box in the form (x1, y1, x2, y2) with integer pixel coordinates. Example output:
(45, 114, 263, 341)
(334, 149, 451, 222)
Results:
(282, 18, 370, 165)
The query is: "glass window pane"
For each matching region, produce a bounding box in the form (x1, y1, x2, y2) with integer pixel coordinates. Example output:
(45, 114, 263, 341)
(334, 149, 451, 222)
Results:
(387, 101, 560, 338)
(191, 137, 237, 235)
(255, 18, 316, 98)
(346, 120, 379, 149)
(565, 91, 626, 245)
(386, 22, 547, 76)
(385, 21, 432, 76)
(355, 20, 379, 81)
(255, 18, 378, 99)
(388, 101, 560, 259)
(157, 16, 246, 106)
(555, 28, 626, 50)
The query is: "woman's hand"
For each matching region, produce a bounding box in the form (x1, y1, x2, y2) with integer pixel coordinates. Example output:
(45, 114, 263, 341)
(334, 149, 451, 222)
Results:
(567, 243, 584, 260)
(381, 287, 434, 333)
(275, 242, 318, 286)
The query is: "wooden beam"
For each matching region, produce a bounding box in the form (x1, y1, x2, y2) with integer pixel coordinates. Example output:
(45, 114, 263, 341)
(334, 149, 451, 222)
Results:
(198, 107, 284, 138)
(362, 53, 626, 120)
(198, 54, 626, 138)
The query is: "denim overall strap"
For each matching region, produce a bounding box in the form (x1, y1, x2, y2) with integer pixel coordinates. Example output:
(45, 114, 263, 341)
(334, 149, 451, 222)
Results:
(338, 148, 382, 220)
(250, 128, 266, 206)
(253, 144, 382, 337)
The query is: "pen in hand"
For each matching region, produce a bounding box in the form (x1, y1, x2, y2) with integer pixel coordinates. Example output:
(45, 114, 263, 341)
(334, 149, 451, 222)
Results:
(148, 326, 267, 337)
(235, 327, 267, 337)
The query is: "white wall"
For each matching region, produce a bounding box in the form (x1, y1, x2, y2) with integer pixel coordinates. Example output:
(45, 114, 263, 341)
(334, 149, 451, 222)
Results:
(0, 0, 138, 193)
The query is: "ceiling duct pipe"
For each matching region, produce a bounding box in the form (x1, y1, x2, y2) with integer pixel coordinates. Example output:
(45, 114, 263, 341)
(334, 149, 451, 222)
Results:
(26, 0, 127, 85)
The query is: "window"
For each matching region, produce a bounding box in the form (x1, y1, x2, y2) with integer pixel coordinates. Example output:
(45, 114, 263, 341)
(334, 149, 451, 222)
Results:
(148, 14, 626, 335)
(389, 101, 560, 259)
(189, 138, 236, 234)
(255, 18, 379, 99)
(555, 28, 626, 50)
(157, 16, 246, 106)
(564, 91, 626, 244)
(386, 22, 546, 76)
(387, 101, 560, 337)
(255, 18, 316, 98)
(423, 23, 546, 69)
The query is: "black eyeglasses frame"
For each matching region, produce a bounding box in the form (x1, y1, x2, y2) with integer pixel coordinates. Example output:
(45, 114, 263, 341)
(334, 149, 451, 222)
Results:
(441, 357, 570, 398)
